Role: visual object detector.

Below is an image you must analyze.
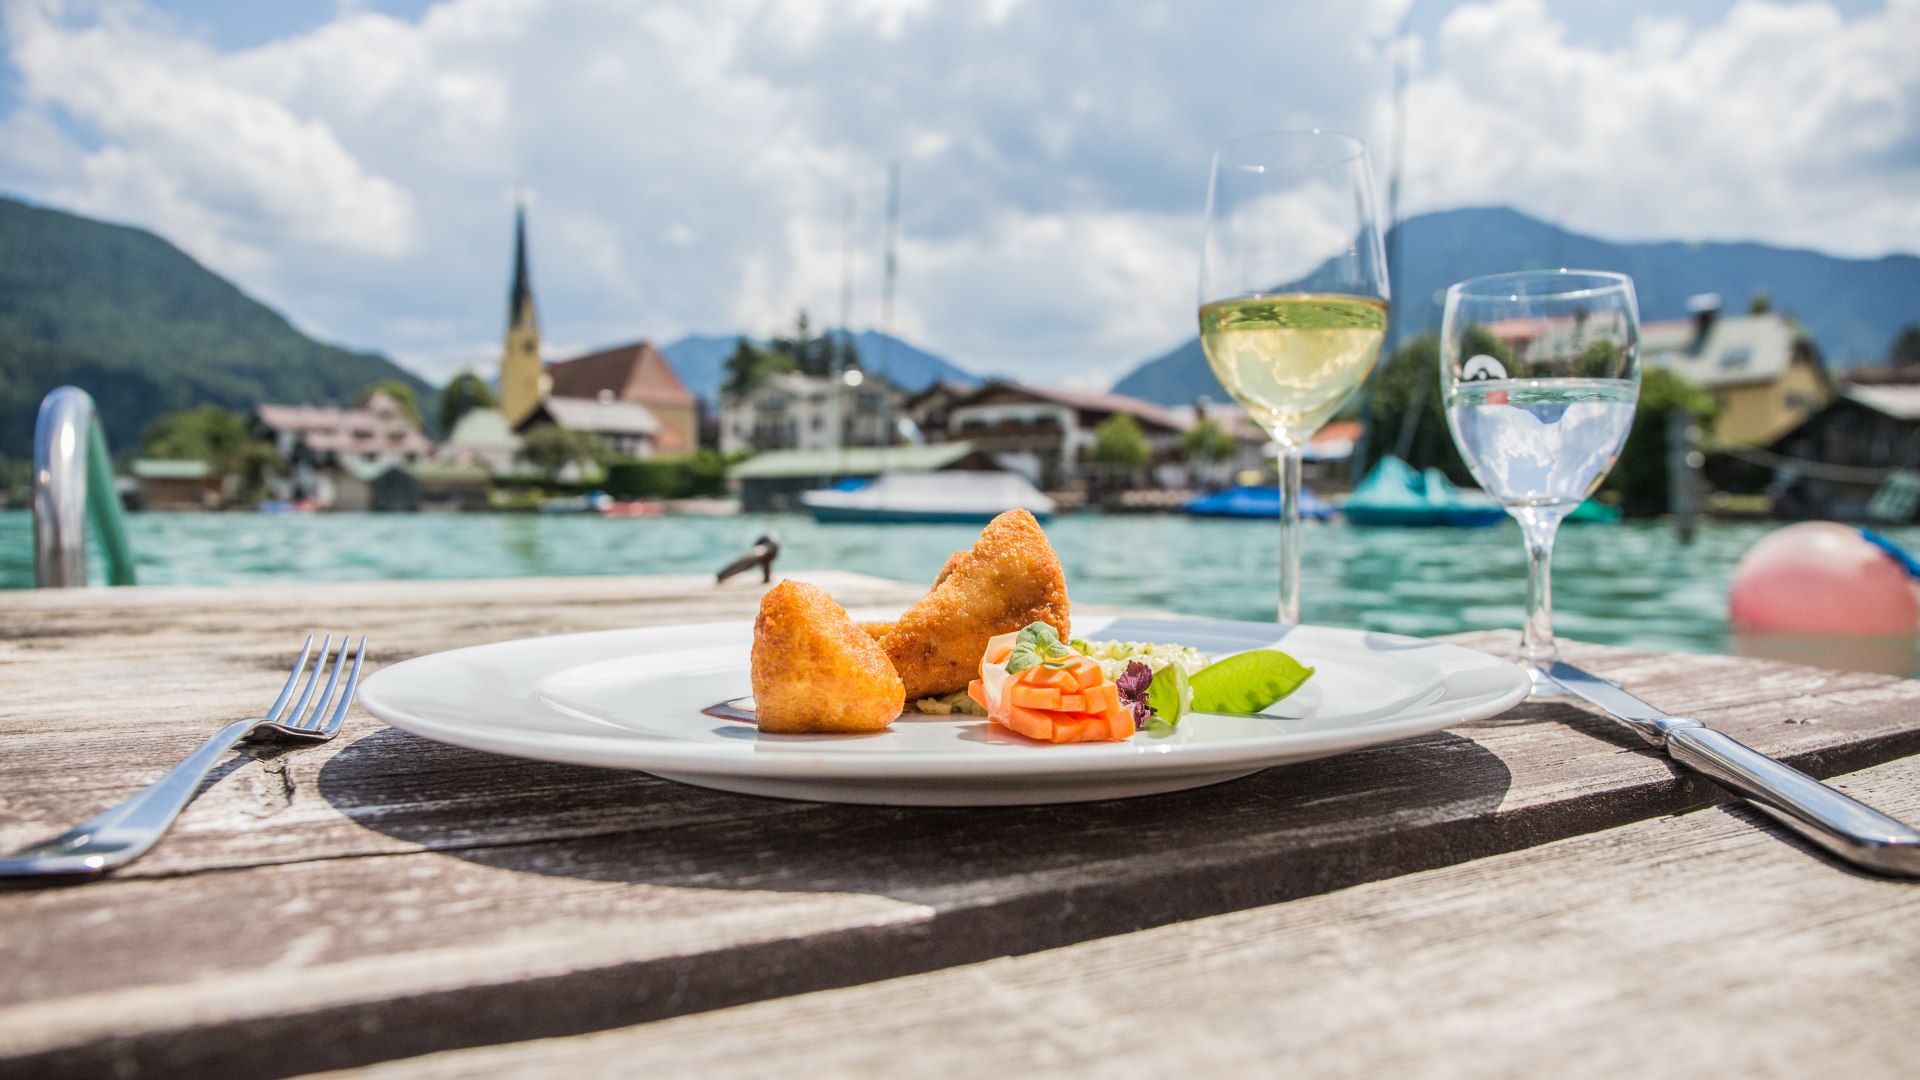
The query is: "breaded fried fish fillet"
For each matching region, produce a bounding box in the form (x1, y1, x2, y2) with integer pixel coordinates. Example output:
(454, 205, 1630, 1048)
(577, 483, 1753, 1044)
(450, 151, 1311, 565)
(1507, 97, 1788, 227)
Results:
(859, 551, 967, 641)
(752, 580, 905, 733)
(878, 509, 1071, 699)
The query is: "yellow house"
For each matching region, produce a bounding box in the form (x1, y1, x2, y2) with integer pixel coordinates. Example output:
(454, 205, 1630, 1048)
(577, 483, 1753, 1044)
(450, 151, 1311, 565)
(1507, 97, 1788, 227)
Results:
(1642, 301, 1830, 447)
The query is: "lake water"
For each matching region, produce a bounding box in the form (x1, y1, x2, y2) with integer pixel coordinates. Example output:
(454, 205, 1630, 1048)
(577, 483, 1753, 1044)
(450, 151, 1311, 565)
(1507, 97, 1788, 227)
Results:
(3, 510, 1916, 673)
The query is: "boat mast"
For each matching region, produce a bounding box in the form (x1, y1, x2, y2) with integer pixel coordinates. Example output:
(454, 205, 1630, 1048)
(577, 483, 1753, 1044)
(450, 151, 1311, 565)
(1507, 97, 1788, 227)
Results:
(879, 162, 899, 457)
(1385, 28, 1422, 466)
(829, 191, 855, 483)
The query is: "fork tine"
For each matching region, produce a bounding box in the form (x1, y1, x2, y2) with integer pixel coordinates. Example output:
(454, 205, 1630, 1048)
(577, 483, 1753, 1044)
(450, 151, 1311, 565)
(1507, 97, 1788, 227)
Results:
(283, 633, 333, 729)
(261, 635, 316, 725)
(299, 632, 353, 731)
(316, 636, 369, 735)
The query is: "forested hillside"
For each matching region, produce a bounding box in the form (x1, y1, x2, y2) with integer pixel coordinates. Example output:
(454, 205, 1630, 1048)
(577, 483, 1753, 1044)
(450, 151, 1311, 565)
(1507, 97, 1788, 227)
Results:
(0, 196, 431, 457)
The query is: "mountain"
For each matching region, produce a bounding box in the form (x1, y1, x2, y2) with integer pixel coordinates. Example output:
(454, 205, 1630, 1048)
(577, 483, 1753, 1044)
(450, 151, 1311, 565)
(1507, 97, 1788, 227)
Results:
(1114, 206, 1920, 406)
(0, 195, 432, 459)
(662, 328, 976, 404)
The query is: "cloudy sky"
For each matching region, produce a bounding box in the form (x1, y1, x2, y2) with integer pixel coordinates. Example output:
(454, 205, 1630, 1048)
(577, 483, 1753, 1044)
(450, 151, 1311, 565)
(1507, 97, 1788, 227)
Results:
(1, 0, 1914, 389)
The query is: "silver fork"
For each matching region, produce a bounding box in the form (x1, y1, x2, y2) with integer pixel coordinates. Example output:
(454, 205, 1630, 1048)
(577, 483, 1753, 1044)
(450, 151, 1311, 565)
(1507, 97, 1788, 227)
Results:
(0, 634, 368, 879)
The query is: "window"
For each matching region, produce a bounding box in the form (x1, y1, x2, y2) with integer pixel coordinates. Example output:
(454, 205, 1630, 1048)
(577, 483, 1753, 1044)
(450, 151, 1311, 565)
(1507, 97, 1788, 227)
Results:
(1719, 347, 1752, 368)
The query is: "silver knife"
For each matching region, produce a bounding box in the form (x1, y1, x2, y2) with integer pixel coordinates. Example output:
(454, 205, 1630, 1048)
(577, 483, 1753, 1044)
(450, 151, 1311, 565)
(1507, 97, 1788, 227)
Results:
(1548, 660, 1920, 877)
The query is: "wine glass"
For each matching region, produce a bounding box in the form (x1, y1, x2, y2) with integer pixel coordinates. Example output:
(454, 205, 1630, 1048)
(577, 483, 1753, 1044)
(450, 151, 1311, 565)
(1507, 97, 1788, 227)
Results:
(1198, 130, 1390, 624)
(1440, 270, 1641, 696)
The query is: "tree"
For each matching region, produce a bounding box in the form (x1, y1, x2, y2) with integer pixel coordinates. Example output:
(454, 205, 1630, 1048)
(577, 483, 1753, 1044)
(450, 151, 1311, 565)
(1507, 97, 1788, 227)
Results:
(721, 338, 795, 400)
(356, 380, 424, 429)
(768, 311, 860, 380)
(140, 404, 282, 500)
(141, 405, 253, 464)
(0, 452, 29, 506)
(769, 310, 819, 376)
(1890, 324, 1920, 367)
(1599, 368, 1720, 517)
(228, 442, 284, 502)
(1087, 413, 1152, 480)
(1362, 333, 1469, 482)
(822, 328, 862, 379)
(1748, 291, 1774, 315)
(439, 371, 496, 435)
(519, 424, 609, 483)
(1180, 416, 1240, 485)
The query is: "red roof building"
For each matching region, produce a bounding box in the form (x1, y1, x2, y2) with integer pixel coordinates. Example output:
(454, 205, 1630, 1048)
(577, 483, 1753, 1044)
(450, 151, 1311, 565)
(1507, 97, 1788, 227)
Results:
(546, 342, 698, 453)
(255, 391, 434, 461)
(944, 381, 1191, 487)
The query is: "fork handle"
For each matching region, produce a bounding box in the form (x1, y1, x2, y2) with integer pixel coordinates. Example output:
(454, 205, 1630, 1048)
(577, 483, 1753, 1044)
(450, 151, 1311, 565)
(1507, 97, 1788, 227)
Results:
(1665, 725, 1920, 878)
(0, 717, 265, 878)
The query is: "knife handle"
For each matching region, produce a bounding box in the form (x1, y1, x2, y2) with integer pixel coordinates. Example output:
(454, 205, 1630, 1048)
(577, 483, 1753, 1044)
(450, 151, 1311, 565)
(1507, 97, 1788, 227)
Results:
(1665, 725, 1920, 877)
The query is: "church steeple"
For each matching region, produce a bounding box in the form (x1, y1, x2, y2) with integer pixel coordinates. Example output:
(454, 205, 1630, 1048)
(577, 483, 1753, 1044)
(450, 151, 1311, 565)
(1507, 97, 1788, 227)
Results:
(500, 197, 545, 425)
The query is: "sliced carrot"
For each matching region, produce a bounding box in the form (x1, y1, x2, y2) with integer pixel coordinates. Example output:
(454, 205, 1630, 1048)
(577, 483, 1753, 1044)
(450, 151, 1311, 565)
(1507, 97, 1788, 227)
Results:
(977, 644, 1135, 743)
(1065, 656, 1103, 689)
(1011, 685, 1062, 710)
(1007, 703, 1055, 741)
(1022, 665, 1078, 690)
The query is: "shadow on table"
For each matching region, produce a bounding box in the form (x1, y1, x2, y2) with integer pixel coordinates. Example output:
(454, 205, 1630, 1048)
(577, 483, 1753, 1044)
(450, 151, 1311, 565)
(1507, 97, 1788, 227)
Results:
(316, 726, 1517, 910)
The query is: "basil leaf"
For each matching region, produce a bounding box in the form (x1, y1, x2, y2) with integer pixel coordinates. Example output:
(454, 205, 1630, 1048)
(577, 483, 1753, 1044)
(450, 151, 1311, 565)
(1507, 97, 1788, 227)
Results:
(1189, 650, 1315, 714)
(1005, 647, 1039, 675)
(1005, 621, 1068, 675)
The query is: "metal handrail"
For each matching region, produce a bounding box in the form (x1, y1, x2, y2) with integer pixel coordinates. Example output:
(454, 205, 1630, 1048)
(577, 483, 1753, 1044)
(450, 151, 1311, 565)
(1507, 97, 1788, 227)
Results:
(33, 386, 136, 587)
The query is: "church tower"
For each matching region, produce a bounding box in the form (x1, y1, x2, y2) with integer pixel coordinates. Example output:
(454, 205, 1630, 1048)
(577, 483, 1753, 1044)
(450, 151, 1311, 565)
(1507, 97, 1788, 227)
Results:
(499, 200, 545, 425)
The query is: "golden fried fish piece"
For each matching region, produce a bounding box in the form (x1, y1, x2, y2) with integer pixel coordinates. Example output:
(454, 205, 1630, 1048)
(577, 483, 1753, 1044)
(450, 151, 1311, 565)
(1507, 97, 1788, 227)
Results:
(859, 550, 969, 641)
(751, 580, 905, 734)
(878, 509, 1071, 699)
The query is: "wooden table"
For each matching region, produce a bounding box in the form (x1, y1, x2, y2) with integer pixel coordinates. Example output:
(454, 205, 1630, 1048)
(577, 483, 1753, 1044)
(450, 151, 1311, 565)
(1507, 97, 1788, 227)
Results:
(3, 573, 1918, 1079)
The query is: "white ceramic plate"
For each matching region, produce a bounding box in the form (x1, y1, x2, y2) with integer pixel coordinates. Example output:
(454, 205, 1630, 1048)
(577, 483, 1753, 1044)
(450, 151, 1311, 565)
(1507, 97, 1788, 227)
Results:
(356, 615, 1529, 806)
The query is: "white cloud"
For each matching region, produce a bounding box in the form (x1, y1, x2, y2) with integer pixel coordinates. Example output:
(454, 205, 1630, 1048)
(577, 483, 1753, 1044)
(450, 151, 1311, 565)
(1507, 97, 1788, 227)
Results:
(0, 0, 1911, 392)
(6, 0, 416, 266)
(1400, 0, 1920, 257)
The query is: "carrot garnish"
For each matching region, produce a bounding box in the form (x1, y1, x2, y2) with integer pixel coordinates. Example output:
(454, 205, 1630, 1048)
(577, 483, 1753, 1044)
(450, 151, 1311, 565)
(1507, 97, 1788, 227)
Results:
(976, 623, 1135, 744)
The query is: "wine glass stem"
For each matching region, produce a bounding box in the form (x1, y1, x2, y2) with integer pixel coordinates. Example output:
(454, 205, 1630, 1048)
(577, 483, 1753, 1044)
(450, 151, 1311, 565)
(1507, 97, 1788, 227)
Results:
(1518, 513, 1563, 665)
(1278, 445, 1304, 625)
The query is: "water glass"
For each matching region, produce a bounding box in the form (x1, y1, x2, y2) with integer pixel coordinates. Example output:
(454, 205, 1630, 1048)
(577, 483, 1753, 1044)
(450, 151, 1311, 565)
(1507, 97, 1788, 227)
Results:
(1440, 270, 1641, 696)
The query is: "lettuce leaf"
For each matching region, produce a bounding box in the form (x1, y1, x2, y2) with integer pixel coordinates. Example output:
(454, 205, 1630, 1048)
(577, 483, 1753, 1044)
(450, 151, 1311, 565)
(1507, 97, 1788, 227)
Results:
(1146, 663, 1190, 726)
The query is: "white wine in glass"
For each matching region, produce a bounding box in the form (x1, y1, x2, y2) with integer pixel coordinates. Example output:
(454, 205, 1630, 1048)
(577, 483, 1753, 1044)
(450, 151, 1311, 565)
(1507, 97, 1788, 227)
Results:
(1198, 131, 1390, 624)
(1199, 294, 1388, 437)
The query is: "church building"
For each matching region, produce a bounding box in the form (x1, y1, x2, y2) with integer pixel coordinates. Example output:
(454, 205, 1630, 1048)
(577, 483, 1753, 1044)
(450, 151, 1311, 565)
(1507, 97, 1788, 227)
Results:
(498, 201, 699, 455)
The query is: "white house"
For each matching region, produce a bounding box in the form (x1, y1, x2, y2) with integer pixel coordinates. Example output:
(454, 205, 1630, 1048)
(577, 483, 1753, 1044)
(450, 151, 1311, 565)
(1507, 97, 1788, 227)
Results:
(721, 371, 905, 455)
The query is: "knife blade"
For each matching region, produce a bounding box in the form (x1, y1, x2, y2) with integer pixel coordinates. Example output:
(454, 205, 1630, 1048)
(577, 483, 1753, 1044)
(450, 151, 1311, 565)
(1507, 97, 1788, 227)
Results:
(1543, 662, 1676, 733)
(1546, 659, 1920, 878)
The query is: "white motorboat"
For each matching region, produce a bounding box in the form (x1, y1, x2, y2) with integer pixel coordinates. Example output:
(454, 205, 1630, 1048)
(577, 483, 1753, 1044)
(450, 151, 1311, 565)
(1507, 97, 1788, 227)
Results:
(800, 471, 1055, 524)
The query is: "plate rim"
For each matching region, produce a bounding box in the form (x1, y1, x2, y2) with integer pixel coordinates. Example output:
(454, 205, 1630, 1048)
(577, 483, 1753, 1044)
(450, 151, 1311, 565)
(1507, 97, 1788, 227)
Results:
(356, 617, 1529, 780)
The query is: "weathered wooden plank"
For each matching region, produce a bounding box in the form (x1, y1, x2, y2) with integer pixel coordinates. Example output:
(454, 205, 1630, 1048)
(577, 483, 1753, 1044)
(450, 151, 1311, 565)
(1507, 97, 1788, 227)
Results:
(2, 580, 1919, 1079)
(305, 754, 1920, 1080)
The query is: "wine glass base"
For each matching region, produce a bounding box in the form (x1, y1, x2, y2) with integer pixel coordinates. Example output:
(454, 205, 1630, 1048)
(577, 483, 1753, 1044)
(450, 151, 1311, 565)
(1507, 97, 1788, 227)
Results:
(1521, 662, 1568, 699)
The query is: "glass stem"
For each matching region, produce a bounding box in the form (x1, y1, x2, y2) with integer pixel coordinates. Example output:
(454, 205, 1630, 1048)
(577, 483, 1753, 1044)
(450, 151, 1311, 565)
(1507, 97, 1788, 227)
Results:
(1518, 512, 1563, 665)
(1278, 445, 1303, 625)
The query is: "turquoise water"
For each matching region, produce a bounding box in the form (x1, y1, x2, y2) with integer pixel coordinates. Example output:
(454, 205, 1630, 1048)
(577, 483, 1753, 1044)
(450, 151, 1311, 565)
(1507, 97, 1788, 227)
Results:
(9, 509, 1914, 666)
